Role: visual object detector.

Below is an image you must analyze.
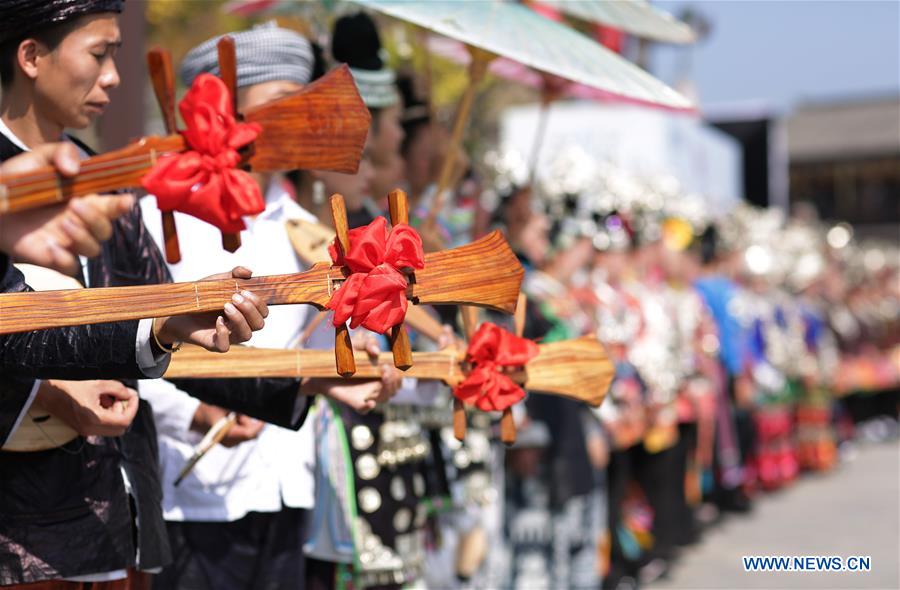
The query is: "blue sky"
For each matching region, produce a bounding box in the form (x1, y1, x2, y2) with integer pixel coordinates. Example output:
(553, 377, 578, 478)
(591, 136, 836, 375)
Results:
(649, 0, 900, 114)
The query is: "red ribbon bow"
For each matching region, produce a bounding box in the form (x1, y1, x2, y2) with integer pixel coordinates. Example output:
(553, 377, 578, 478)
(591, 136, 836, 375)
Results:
(327, 216, 425, 334)
(453, 323, 539, 412)
(141, 73, 264, 233)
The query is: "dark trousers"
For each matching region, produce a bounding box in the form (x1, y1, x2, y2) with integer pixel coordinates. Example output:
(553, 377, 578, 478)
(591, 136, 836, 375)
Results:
(303, 558, 335, 590)
(153, 508, 308, 590)
(604, 447, 637, 589)
(632, 441, 683, 563)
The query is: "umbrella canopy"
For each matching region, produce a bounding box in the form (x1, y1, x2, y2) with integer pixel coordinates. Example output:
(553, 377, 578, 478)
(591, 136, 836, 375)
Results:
(537, 0, 696, 44)
(353, 0, 692, 111)
(427, 35, 694, 112)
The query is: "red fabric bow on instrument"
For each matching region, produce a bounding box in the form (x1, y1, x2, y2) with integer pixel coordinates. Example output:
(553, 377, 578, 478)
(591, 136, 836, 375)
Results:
(142, 73, 263, 233)
(327, 216, 425, 334)
(453, 323, 540, 412)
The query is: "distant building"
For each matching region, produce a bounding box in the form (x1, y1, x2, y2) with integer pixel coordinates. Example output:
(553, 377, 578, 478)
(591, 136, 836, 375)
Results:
(709, 111, 788, 211)
(787, 95, 900, 235)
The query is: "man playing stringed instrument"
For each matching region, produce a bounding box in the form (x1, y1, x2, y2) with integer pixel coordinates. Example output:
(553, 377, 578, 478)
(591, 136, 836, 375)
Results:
(0, 143, 140, 452)
(137, 25, 405, 590)
(0, 3, 319, 587)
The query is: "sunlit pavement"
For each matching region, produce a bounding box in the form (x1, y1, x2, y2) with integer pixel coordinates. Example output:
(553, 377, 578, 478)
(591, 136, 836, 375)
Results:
(647, 441, 900, 590)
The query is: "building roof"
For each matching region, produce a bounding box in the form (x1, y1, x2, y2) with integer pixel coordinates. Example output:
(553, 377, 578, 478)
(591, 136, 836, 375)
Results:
(787, 95, 900, 162)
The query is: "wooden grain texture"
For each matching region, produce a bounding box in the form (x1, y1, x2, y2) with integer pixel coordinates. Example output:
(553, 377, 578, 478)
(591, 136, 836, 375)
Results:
(413, 230, 523, 313)
(502, 293, 530, 445)
(216, 36, 242, 253)
(165, 336, 613, 407)
(0, 232, 523, 335)
(161, 210, 181, 264)
(329, 193, 356, 376)
(460, 306, 480, 340)
(387, 189, 413, 370)
(453, 398, 467, 441)
(0, 265, 336, 334)
(243, 65, 370, 174)
(146, 47, 182, 264)
(455, 306, 480, 440)
(146, 48, 178, 132)
(0, 135, 185, 214)
(0, 66, 368, 215)
(165, 345, 463, 383)
(500, 410, 517, 445)
(513, 293, 528, 337)
(524, 336, 613, 406)
(216, 36, 239, 113)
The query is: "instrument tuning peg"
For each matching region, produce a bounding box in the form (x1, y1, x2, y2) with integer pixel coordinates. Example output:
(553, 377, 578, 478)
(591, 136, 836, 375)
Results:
(330, 193, 356, 377)
(146, 48, 182, 264)
(387, 189, 414, 371)
(216, 36, 243, 254)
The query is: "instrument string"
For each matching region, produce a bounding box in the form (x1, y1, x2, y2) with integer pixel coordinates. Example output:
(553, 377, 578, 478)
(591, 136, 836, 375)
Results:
(3, 154, 158, 206)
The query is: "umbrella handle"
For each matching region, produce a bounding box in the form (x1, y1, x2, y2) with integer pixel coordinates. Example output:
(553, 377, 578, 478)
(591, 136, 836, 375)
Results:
(427, 46, 494, 228)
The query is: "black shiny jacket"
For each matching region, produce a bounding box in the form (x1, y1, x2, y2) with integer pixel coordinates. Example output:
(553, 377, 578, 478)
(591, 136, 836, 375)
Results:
(0, 134, 310, 585)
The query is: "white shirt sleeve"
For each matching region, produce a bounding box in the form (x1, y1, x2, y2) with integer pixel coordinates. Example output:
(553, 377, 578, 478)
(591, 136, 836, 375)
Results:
(138, 378, 200, 440)
(389, 377, 442, 406)
(135, 318, 171, 378)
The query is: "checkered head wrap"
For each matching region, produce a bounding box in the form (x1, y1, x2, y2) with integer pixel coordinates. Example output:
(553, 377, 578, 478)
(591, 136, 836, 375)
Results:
(180, 21, 314, 88)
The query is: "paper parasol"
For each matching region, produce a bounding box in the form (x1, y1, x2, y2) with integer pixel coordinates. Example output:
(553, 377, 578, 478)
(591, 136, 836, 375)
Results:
(351, 0, 692, 230)
(536, 0, 696, 44)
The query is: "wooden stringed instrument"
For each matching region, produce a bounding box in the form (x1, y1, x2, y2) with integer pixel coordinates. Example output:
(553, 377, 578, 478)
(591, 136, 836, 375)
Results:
(4, 332, 610, 453)
(164, 336, 613, 405)
(155, 334, 611, 480)
(0, 64, 369, 216)
(0, 224, 524, 342)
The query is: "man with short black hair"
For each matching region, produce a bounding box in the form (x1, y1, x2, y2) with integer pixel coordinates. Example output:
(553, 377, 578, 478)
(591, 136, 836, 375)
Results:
(0, 2, 298, 587)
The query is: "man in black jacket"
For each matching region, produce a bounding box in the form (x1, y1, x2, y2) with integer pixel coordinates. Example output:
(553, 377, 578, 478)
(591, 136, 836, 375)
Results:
(0, 1, 313, 587)
(0, 142, 143, 447)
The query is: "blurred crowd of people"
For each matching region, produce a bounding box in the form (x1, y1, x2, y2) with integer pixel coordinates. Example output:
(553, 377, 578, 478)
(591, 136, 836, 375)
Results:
(464, 151, 900, 589)
(0, 3, 896, 590)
